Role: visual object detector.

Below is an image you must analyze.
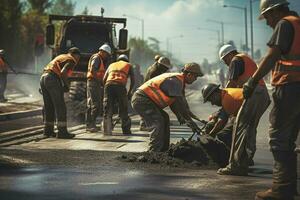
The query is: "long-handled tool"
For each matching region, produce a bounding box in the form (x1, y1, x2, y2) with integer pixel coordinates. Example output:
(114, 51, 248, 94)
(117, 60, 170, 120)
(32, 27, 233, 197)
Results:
(228, 99, 248, 163)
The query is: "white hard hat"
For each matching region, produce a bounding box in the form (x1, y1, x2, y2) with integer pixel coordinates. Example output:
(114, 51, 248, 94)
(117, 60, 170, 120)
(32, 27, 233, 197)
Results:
(0, 49, 5, 55)
(99, 44, 111, 55)
(117, 54, 129, 62)
(219, 44, 237, 60)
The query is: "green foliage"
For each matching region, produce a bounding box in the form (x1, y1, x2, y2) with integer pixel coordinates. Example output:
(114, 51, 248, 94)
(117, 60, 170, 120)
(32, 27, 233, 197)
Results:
(81, 6, 89, 15)
(0, 0, 23, 65)
(50, 0, 76, 15)
(27, 0, 53, 14)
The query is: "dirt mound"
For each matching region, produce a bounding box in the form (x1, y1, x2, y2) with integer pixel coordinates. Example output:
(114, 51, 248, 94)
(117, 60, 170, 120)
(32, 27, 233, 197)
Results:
(119, 135, 230, 168)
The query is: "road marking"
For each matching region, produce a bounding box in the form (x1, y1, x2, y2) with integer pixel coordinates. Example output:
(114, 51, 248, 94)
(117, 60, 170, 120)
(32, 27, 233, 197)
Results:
(79, 182, 118, 186)
(0, 155, 34, 164)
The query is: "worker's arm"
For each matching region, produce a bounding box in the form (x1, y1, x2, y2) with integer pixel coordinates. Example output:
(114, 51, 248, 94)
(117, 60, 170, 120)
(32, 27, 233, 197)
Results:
(128, 65, 135, 98)
(169, 101, 185, 125)
(102, 67, 109, 86)
(61, 61, 75, 91)
(253, 47, 281, 83)
(182, 97, 202, 122)
(208, 118, 227, 137)
(243, 47, 281, 98)
(226, 57, 244, 88)
(91, 57, 100, 80)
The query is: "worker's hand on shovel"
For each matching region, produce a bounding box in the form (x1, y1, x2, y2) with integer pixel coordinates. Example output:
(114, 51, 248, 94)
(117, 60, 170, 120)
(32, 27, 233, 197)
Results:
(186, 120, 201, 133)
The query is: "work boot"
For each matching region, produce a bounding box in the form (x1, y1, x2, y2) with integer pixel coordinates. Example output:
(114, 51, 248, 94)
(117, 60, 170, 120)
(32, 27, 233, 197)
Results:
(217, 165, 248, 176)
(43, 126, 56, 137)
(57, 127, 75, 139)
(255, 189, 294, 200)
(103, 118, 112, 135)
(256, 151, 296, 200)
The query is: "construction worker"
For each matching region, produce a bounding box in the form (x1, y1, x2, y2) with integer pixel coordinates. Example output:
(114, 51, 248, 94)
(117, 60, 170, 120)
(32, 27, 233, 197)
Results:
(210, 44, 270, 164)
(132, 63, 203, 152)
(202, 83, 269, 176)
(0, 50, 8, 102)
(86, 44, 111, 132)
(40, 47, 81, 138)
(140, 56, 172, 131)
(102, 54, 135, 135)
(242, 0, 300, 199)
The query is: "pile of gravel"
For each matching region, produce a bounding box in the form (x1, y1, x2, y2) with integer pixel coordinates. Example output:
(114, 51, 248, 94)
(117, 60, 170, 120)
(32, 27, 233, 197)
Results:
(119, 135, 230, 168)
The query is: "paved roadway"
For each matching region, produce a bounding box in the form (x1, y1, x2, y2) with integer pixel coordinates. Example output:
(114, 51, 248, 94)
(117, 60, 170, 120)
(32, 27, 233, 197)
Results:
(0, 92, 299, 200)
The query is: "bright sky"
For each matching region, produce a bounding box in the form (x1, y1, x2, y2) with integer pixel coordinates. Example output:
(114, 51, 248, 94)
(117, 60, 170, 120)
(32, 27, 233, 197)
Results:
(73, 0, 300, 63)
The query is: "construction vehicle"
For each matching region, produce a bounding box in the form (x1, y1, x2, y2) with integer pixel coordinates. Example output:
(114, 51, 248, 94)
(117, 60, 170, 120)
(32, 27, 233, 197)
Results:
(45, 10, 128, 121)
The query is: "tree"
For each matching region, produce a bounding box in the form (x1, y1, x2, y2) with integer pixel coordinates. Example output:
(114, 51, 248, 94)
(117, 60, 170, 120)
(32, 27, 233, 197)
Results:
(81, 6, 89, 15)
(50, 0, 76, 16)
(0, 0, 23, 66)
(27, 0, 53, 14)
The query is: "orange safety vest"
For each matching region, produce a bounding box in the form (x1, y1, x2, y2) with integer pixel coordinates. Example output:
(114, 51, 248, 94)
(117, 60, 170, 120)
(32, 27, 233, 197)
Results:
(272, 15, 300, 86)
(0, 57, 7, 72)
(139, 72, 184, 108)
(234, 53, 265, 87)
(106, 60, 131, 85)
(44, 54, 77, 77)
(87, 53, 106, 80)
(221, 88, 244, 116)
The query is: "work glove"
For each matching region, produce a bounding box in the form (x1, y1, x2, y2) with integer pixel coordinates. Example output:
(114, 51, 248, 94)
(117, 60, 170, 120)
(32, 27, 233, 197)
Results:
(186, 120, 201, 133)
(243, 77, 257, 99)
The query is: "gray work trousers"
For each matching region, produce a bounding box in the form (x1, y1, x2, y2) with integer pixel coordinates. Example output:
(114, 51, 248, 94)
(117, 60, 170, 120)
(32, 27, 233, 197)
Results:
(268, 82, 300, 195)
(229, 86, 270, 169)
(86, 79, 103, 128)
(0, 72, 7, 100)
(131, 91, 170, 152)
(40, 72, 67, 129)
(103, 84, 131, 133)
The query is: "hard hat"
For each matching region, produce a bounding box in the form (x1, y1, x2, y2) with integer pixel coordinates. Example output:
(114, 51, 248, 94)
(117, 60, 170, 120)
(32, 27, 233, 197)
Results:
(99, 44, 111, 55)
(158, 57, 172, 69)
(117, 54, 129, 62)
(68, 47, 81, 55)
(259, 0, 289, 20)
(219, 44, 237, 60)
(154, 54, 161, 62)
(201, 84, 220, 103)
(183, 62, 204, 77)
(0, 49, 5, 55)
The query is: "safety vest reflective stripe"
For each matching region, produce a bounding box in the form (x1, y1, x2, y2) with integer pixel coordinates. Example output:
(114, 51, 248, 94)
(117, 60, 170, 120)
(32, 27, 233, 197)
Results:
(44, 54, 76, 77)
(221, 88, 244, 116)
(235, 53, 265, 86)
(87, 53, 105, 80)
(272, 15, 300, 85)
(139, 72, 184, 108)
(106, 61, 131, 85)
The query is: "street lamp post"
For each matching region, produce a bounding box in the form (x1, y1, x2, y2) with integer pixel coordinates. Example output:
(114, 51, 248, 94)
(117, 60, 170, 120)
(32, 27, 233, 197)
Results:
(206, 19, 224, 44)
(223, 4, 248, 53)
(122, 14, 144, 41)
(249, 0, 260, 58)
(197, 28, 220, 47)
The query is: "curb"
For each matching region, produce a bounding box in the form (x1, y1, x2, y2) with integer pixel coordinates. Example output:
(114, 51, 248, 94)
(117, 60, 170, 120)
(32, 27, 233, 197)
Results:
(0, 108, 42, 121)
